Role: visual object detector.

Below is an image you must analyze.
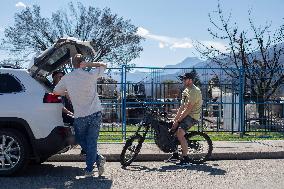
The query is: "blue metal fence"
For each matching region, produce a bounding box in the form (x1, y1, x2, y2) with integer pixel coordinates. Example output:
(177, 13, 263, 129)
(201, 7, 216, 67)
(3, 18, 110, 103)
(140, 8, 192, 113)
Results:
(98, 65, 284, 141)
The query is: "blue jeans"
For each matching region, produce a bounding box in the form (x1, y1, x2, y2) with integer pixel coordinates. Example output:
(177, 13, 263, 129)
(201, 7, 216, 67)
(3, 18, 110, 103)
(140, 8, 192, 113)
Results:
(74, 111, 102, 172)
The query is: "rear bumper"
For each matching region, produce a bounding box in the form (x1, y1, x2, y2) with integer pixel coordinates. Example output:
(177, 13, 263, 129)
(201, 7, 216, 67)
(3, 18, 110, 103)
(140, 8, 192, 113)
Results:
(33, 126, 74, 158)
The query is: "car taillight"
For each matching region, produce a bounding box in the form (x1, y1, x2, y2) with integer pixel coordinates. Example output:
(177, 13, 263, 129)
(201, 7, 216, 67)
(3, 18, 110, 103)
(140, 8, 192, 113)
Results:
(43, 93, 62, 103)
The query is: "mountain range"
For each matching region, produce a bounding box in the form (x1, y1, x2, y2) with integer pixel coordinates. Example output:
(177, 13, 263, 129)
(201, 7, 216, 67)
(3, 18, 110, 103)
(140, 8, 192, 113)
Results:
(110, 42, 284, 83)
(110, 57, 205, 83)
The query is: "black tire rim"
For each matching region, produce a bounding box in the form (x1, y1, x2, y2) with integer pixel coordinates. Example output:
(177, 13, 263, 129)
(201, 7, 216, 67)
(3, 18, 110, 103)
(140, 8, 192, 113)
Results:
(0, 135, 21, 171)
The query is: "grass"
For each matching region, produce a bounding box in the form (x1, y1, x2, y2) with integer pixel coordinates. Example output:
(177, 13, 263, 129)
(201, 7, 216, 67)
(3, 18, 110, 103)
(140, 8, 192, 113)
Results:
(98, 124, 284, 142)
(207, 132, 284, 141)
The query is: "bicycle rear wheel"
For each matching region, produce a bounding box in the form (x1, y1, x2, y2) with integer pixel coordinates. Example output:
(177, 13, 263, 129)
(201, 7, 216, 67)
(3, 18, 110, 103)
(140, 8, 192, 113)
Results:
(120, 134, 144, 167)
(185, 131, 213, 164)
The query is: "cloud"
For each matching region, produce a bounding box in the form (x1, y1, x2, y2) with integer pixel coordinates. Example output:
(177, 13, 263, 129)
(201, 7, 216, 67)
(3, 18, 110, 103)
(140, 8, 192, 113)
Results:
(137, 27, 228, 52)
(137, 27, 150, 36)
(137, 27, 193, 50)
(15, 2, 26, 8)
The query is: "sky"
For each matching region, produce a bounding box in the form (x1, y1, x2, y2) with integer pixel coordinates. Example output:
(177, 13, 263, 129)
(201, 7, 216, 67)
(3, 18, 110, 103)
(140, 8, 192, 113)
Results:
(0, 0, 284, 67)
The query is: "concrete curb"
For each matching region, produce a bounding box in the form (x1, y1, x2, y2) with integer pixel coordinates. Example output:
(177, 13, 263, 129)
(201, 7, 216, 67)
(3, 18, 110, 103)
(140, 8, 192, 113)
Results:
(48, 151, 284, 162)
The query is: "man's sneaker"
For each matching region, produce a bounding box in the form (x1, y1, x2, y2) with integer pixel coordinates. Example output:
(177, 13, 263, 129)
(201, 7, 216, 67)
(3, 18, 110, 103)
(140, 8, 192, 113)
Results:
(164, 153, 179, 163)
(98, 156, 106, 177)
(176, 156, 190, 167)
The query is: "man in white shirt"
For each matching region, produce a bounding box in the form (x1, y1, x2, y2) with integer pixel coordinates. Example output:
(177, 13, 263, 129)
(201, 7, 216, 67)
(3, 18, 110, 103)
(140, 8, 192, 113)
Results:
(53, 54, 107, 177)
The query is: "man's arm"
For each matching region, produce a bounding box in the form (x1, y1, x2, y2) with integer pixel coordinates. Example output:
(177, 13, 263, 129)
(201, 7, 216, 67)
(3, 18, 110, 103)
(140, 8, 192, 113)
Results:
(171, 105, 185, 130)
(80, 61, 107, 69)
(176, 102, 194, 123)
(173, 105, 185, 123)
(171, 102, 194, 130)
(80, 61, 107, 78)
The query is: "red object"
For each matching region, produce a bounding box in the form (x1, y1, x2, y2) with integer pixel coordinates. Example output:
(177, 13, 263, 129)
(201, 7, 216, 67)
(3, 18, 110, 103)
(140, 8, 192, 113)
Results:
(43, 93, 62, 103)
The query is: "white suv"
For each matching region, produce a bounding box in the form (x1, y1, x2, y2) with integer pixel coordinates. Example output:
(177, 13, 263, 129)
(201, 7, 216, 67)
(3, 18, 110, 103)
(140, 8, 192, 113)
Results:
(0, 38, 97, 175)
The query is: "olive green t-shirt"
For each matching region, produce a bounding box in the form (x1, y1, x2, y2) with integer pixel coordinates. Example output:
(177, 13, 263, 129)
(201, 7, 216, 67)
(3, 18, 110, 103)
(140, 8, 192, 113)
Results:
(181, 84, 202, 121)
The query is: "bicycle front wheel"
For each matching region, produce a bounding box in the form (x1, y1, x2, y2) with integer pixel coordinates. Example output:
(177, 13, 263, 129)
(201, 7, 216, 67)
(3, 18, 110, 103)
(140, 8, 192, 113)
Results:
(185, 131, 213, 164)
(120, 134, 144, 167)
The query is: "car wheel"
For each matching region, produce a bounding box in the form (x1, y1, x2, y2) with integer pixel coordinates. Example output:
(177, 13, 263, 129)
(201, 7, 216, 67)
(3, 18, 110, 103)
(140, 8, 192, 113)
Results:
(0, 129, 30, 176)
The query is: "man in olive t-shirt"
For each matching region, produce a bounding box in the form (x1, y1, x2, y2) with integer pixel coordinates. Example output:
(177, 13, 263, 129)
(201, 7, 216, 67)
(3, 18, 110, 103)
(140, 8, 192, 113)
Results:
(167, 72, 202, 166)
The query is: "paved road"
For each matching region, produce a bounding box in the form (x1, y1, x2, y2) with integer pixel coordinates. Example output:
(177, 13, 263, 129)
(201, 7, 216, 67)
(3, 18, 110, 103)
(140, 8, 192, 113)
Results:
(1, 160, 284, 189)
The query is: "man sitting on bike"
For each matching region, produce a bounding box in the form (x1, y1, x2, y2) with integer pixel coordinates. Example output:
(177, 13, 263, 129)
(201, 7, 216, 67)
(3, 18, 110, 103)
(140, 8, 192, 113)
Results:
(168, 72, 203, 166)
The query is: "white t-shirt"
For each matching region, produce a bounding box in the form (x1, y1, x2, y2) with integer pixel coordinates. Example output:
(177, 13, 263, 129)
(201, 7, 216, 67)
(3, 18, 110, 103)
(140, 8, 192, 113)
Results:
(54, 67, 105, 118)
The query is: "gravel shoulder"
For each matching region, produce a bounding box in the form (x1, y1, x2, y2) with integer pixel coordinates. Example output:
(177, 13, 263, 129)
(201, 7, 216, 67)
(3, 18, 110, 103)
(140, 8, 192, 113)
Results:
(1, 159, 284, 189)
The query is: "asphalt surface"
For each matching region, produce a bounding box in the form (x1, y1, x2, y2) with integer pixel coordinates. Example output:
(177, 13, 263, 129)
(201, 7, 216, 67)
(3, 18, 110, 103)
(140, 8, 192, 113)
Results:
(1, 159, 284, 189)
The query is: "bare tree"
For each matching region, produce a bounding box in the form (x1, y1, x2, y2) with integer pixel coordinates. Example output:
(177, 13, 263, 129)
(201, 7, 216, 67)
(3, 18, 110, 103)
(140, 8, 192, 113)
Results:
(1, 2, 143, 67)
(195, 2, 284, 125)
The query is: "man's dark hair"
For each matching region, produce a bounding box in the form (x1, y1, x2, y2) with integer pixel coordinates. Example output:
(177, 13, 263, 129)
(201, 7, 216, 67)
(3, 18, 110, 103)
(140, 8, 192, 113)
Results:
(52, 70, 65, 78)
(178, 72, 195, 81)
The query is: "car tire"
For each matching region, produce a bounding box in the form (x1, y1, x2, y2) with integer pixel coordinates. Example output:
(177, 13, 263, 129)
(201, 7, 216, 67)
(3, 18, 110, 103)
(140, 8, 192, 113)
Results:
(29, 157, 49, 165)
(0, 129, 30, 176)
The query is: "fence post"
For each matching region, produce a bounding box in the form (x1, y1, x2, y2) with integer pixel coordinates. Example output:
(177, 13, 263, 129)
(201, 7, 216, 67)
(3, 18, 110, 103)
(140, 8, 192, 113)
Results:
(121, 64, 127, 141)
(151, 79, 154, 101)
(239, 67, 245, 137)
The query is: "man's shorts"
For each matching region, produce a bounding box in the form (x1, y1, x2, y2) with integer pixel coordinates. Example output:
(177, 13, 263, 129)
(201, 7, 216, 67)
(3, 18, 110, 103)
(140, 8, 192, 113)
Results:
(178, 115, 199, 131)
